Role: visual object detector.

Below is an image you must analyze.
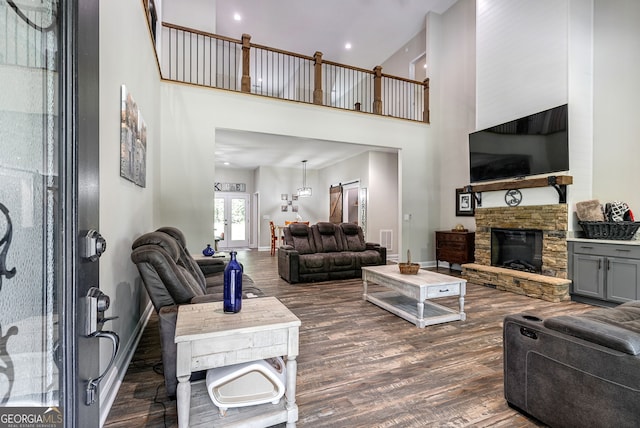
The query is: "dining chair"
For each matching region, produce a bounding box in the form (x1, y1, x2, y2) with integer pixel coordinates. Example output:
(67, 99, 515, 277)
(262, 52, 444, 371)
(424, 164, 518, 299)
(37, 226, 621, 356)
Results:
(269, 221, 278, 256)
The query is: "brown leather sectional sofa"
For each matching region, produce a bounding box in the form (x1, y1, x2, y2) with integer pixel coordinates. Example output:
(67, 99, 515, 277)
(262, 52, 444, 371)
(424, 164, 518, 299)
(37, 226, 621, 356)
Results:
(277, 222, 386, 284)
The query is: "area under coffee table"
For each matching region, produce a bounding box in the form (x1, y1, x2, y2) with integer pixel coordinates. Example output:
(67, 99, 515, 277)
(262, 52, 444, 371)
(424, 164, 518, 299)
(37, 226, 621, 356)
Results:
(362, 264, 466, 328)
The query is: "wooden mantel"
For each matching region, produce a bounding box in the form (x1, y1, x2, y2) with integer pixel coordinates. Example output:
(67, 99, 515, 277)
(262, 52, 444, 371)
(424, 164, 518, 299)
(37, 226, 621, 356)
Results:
(464, 175, 573, 204)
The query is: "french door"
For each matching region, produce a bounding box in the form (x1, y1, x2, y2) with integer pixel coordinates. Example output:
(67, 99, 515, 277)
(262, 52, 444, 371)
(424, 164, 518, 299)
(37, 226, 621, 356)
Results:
(214, 193, 250, 249)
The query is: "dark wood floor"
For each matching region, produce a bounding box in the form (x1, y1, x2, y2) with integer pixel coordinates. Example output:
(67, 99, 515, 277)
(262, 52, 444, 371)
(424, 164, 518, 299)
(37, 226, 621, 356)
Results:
(104, 250, 593, 427)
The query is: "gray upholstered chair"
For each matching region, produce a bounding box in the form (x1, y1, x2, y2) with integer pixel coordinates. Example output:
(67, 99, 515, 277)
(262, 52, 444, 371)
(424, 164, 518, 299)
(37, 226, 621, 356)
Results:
(131, 229, 262, 397)
(504, 300, 640, 427)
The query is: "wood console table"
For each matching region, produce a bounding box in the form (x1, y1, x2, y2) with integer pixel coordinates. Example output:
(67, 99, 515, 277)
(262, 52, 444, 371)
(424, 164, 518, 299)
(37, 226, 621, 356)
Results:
(435, 231, 475, 270)
(175, 297, 301, 427)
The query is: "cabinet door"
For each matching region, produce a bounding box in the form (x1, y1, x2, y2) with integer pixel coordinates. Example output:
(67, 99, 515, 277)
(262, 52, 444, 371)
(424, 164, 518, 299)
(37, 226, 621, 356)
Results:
(572, 254, 605, 299)
(606, 257, 640, 303)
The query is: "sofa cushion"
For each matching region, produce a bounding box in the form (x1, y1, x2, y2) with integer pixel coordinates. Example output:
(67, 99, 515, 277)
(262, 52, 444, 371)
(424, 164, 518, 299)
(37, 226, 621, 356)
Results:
(356, 250, 384, 267)
(312, 222, 344, 253)
(298, 253, 329, 274)
(329, 252, 357, 271)
(544, 301, 640, 355)
(340, 223, 366, 251)
(286, 224, 316, 254)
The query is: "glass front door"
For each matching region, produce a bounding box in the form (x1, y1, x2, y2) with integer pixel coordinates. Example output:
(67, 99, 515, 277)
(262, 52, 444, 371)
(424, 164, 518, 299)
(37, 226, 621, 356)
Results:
(0, 0, 62, 411)
(214, 193, 250, 249)
(1, 1, 101, 426)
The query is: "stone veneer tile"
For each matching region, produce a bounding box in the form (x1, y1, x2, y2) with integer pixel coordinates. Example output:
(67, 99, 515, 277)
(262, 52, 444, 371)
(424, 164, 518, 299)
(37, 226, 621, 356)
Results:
(464, 204, 570, 302)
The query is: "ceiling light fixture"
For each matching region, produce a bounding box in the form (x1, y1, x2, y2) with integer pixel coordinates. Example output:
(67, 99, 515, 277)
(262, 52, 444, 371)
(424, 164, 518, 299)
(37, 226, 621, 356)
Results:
(345, 42, 352, 50)
(297, 160, 312, 197)
(233, 13, 242, 21)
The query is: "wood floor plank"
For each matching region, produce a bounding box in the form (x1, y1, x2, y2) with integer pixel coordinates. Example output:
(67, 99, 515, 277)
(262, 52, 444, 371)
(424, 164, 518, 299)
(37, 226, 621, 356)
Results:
(104, 250, 594, 427)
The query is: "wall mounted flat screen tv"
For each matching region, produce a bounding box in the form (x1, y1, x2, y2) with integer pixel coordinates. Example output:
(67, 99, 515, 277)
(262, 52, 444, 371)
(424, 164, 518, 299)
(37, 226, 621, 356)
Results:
(469, 104, 568, 183)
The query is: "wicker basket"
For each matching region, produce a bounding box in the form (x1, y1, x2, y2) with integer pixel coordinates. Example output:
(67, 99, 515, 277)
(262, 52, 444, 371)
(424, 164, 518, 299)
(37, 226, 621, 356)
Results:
(398, 249, 420, 274)
(398, 262, 420, 275)
(578, 221, 640, 240)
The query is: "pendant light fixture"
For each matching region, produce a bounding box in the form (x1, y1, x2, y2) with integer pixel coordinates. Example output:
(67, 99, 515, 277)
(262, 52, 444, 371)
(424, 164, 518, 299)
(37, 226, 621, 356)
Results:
(297, 160, 312, 197)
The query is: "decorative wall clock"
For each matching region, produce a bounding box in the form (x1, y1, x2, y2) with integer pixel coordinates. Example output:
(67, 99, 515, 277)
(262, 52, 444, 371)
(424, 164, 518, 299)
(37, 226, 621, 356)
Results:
(505, 189, 523, 207)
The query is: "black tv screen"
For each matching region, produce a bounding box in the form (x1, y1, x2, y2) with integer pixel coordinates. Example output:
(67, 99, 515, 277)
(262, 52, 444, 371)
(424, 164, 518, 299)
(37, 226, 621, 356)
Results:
(469, 104, 568, 183)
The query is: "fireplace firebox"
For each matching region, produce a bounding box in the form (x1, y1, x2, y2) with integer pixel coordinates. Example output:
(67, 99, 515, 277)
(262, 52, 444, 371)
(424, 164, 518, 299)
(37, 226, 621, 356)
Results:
(491, 228, 543, 273)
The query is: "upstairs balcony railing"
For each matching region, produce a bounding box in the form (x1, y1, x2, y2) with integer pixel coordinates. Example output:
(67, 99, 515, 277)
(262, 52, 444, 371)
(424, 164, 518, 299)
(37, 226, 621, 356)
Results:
(160, 23, 430, 123)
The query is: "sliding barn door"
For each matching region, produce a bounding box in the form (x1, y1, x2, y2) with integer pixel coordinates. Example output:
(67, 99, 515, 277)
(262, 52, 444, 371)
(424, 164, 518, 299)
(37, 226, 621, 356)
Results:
(329, 185, 343, 224)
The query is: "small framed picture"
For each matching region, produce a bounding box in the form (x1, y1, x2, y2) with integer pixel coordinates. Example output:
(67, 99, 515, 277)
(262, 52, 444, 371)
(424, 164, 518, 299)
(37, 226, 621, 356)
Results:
(287, 200, 292, 205)
(281, 194, 288, 201)
(281, 205, 288, 212)
(292, 194, 299, 201)
(455, 188, 475, 216)
(292, 205, 299, 212)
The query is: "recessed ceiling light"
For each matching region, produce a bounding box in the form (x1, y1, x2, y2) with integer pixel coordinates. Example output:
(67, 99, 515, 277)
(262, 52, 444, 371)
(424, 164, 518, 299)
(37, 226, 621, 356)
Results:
(345, 42, 352, 50)
(233, 13, 242, 21)
(224, 162, 230, 165)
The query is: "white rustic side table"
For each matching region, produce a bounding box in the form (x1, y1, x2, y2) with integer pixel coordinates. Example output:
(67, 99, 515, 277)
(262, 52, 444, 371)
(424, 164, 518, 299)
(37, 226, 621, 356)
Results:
(174, 297, 301, 427)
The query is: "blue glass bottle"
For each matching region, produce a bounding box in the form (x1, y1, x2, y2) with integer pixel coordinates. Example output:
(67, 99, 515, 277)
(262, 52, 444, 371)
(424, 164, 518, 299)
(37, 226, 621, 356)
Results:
(223, 251, 243, 313)
(202, 244, 215, 257)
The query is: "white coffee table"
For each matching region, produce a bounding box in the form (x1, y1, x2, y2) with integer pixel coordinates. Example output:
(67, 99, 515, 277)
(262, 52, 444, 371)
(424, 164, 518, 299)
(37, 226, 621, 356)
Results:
(174, 297, 301, 427)
(362, 265, 466, 328)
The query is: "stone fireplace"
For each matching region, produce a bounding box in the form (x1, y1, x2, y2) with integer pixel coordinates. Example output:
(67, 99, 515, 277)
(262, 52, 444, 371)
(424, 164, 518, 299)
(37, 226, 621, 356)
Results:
(462, 204, 571, 302)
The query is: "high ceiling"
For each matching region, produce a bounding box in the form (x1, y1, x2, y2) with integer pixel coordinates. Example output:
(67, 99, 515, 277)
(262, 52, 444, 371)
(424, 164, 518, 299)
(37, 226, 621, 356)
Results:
(212, 0, 458, 170)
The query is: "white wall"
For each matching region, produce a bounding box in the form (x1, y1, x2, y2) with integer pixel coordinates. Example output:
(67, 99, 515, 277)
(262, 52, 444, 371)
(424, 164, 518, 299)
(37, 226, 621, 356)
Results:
(592, 0, 640, 221)
(160, 85, 433, 262)
(476, 0, 568, 127)
(382, 28, 427, 79)
(254, 164, 323, 249)
(426, 0, 477, 260)
(473, 0, 577, 211)
(99, 0, 161, 419)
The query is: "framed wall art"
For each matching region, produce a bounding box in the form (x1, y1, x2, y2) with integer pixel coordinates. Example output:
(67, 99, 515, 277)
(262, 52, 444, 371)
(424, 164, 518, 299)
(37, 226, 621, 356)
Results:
(120, 85, 147, 187)
(455, 188, 475, 216)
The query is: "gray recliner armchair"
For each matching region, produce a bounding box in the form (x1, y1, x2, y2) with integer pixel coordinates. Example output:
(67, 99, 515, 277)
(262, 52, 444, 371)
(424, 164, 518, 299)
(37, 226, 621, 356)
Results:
(503, 300, 640, 427)
(131, 229, 262, 398)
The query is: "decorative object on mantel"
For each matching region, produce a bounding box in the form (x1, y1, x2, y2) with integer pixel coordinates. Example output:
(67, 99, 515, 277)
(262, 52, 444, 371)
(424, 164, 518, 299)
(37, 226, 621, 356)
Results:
(576, 199, 605, 221)
(398, 250, 420, 275)
(455, 188, 475, 216)
(577, 199, 639, 240)
(202, 244, 215, 257)
(452, 224, 468, 232)
(505, 189, 522, 207)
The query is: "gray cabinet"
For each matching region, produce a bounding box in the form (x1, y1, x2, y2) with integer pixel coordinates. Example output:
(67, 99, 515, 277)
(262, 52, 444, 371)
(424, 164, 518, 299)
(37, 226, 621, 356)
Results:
(569, 241, 640, 306)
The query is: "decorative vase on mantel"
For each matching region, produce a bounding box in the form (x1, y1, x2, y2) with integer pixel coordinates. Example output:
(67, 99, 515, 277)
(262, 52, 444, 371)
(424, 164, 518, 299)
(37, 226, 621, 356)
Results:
(202, 244, 215, 257)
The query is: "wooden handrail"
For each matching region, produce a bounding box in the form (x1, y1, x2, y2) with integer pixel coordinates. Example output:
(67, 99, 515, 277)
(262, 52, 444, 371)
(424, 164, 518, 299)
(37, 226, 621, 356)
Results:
(322, 60, 376, 75)
(159, 21, 430, 123)
(249, 42, 315, 61)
